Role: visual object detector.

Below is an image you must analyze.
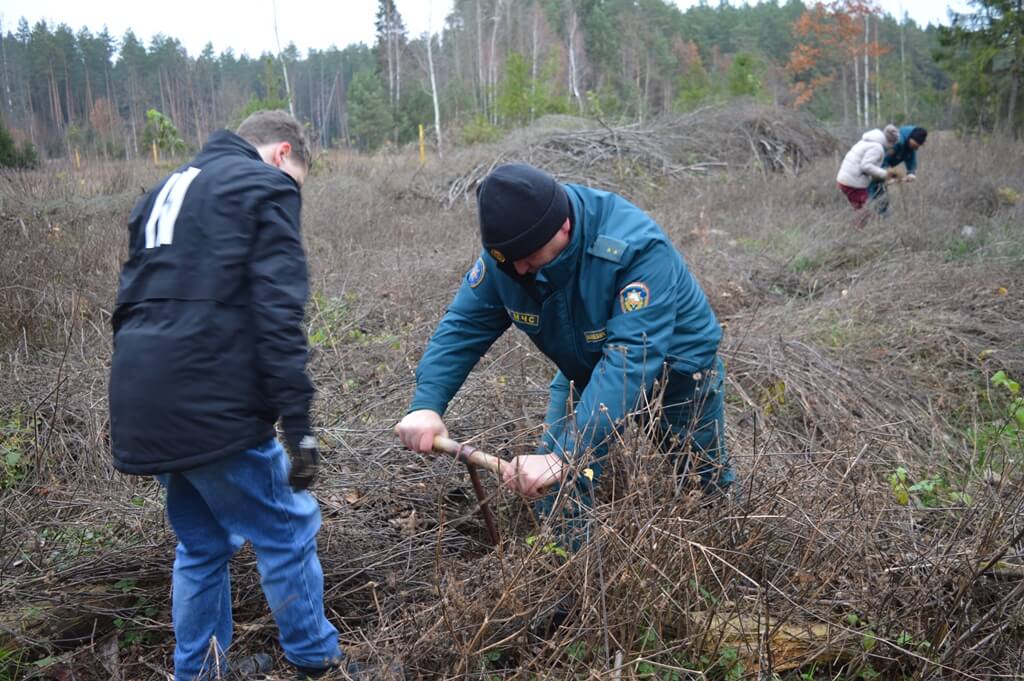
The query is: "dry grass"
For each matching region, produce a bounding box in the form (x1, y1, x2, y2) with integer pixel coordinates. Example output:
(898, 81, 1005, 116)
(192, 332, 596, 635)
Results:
(0, 118, 1022, 680)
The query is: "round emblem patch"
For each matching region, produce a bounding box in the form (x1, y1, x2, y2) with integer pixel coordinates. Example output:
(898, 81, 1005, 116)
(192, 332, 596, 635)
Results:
(619, 282, 650, 313)
(467, 257, 486, 288)
(489, 248, 506, 263)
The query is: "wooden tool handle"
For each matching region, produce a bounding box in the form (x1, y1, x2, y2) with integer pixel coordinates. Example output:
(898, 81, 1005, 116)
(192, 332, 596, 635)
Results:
(433, 436, 505, 476)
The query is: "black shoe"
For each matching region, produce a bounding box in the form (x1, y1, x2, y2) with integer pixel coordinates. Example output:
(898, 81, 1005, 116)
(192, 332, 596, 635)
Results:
(228, 652, 274, 679)
(293, 658, 366, 680)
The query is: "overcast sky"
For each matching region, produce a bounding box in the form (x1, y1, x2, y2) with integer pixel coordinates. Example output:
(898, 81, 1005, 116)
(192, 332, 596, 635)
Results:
(0, 0, 973, 59)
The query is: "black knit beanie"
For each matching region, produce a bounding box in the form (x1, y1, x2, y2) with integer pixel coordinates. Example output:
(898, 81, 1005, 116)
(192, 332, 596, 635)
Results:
(909, 127, 928, 145)
(476, 163, 570, 263)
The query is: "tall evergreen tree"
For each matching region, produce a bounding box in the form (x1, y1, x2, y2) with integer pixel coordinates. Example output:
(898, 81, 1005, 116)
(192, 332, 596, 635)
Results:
(939, 0, 1024, 137)
(347, 69, 393, 151)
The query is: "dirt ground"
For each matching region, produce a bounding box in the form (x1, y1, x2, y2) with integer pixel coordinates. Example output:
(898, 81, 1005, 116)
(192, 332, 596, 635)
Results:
(1, 112, 1023, 680)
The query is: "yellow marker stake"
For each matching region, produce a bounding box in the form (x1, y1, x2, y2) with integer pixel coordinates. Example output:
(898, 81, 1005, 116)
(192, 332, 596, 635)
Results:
(152, 141, 159, 165)
(74, 148, 81, 170)
(418, 124, 425, 164)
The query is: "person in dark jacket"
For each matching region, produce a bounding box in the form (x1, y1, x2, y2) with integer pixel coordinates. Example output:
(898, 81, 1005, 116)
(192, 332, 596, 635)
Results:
(395, 163, 732, 542)
(868, 125, 927, 213)
(109, 111, 354, 680)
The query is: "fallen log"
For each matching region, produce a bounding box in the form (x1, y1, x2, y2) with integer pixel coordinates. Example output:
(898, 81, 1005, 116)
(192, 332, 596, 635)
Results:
(688, 611, 858, 673)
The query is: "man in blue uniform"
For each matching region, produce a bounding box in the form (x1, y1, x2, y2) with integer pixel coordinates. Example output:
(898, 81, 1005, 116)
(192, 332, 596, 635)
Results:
(869, 125, 927, 213)
(110, 111, 357, 680)
(395, 163, 732, 529)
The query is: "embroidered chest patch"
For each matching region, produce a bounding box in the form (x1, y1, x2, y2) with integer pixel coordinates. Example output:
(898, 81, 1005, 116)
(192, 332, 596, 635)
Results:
(619, 282, 650, 313)
(508, 309, 539, 326)
(584, 328, 607, 343)
(466, 257, 486, 288)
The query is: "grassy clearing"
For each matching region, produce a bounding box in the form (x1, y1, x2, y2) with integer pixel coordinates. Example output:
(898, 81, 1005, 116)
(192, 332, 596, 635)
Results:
(0, 121, 1022, 679)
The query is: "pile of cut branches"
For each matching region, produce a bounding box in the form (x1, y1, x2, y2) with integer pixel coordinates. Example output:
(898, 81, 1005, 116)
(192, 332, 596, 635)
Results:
(435, 104, 837, 207)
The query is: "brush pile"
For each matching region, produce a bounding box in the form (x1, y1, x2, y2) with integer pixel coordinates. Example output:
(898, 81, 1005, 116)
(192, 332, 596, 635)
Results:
(435, 104, 837, 207)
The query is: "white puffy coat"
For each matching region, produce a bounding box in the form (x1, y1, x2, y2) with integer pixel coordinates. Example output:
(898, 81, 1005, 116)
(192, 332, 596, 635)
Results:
(836, 129, 889, 188)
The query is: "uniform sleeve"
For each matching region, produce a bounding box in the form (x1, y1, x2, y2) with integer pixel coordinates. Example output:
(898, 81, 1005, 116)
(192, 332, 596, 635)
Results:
(248, 178, 314, 436)
(905, 148, 918, 175)
(551, 240, 681, 461)
(409, 257, 511, 415)
(537, 371, 573, 454)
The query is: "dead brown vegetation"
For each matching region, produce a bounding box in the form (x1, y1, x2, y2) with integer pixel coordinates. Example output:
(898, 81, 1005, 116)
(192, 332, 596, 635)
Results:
(0, 115, 1022, 680)
(428, 105, 838, 209)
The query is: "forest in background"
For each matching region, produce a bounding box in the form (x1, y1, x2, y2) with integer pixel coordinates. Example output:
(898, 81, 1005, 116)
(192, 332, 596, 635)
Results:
(0, 0, 1021, 164)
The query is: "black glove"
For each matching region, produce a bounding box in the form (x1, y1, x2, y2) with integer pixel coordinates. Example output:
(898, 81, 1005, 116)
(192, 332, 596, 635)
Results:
(285, 433, 320, 491)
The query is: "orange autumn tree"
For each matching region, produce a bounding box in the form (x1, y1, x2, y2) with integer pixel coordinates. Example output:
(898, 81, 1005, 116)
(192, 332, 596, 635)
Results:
(788, 1, 888, 124)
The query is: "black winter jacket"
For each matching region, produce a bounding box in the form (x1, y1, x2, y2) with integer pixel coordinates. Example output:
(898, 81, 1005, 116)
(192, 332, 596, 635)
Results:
(109, 130, 313, 474)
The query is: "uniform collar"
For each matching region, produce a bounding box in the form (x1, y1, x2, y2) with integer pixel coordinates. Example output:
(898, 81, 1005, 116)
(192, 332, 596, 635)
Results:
(195, 130, 263, 163)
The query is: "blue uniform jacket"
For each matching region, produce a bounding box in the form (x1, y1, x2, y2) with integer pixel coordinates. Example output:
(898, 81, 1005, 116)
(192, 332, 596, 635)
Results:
(410, 183, 722, 460)
(883, 125, 920, 175)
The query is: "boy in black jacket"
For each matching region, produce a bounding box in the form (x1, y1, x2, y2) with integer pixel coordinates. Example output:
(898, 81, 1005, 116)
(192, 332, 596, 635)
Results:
(110, 111, 353, 679)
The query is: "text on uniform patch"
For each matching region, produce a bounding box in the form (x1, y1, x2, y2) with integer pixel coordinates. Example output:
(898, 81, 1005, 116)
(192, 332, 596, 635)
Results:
(508, 309, 540, 326)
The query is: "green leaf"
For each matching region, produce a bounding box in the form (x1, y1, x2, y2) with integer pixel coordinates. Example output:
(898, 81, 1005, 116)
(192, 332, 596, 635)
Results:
(908, 479, 938, 494)
(1010, 399, 1024, 428)
(991, 372, 1015, 393)
(566, 641, 587, 660)
(888, 467, 912, 505)
(992, 371, 1020, 395)
(637, 661, 656, 676)
(114, 578, 137, 593)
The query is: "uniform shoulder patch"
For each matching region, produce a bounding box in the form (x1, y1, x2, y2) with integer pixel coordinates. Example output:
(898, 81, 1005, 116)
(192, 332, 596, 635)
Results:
(619, 282, 650, 313)
(587, 235, 628, 263)
(466, 257, 486, 288)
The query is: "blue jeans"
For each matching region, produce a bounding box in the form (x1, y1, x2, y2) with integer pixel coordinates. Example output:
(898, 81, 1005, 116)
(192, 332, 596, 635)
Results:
(535, 357, 733, 543)
(868, 179, 890, 214)
(157, 438, 340, 680)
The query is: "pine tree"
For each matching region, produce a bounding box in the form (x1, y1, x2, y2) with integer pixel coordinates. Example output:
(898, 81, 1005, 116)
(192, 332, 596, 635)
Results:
(939, 0, 1024, 137)
(347, 70, 393, 151)
(0, 116, 38, 168)
(728, 53, 765, 99)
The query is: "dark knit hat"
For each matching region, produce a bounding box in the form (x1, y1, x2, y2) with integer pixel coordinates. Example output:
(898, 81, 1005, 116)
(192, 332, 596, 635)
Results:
(909, 127, 928, 145)
(476, 163, 570, 263)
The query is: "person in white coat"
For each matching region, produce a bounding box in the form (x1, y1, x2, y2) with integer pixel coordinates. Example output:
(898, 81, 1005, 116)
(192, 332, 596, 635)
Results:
(836, 125, 899, 226)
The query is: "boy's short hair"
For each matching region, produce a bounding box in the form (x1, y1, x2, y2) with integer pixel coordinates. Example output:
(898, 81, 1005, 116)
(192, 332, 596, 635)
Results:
(236, 110, 311, 170)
